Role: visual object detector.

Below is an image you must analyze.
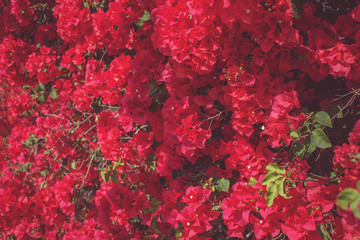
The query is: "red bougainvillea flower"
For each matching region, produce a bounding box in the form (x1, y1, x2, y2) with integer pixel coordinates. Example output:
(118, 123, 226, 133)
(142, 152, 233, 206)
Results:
(1, 0, 360, 239)
(221, 182, 259, 237)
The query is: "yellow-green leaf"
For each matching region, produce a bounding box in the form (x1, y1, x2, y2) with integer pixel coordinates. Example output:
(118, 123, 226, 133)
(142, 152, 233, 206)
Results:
(217, 178, 230, 193)
(262, 173, 282, 185)
(266, 163, 286, 174)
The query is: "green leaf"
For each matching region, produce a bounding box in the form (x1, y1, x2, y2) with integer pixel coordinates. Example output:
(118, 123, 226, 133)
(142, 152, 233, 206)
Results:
(291, 0, 303, 19)
(151, 199, 162, 209)
(350, 194, 360, 219)
(266, 163, 286, 174)
(150, 160, 157, 171)
(337, 188, 359, 210)
(14, 162, 32, 173)
(249, 177, 258, 187)
(276, 177, 292, 199)
(290, 130, 299, 139)
(275, 177, 284, 194)
(302, 136, 316, 158)
(265, 183, 279, 207)
(305, 143, 316, 158)
(136, 11, 151, 28)
(140, 11, 150, 21)
(121, 173, 127, 180)
(318, 223, 332, 240)
(100, 169, 110, 182)
(261, 173, 282, 185)
(292, 140, 306, 159)
(175, 227, 183, 240)
(266, 163, 277, 172)
(329, 171, 337, 179)
(113, 161, 123, 170)
(310, 129, 332, 149)
(71, 161, 76, 170)
(217, 178, 230, 193)
(38, 93, 45, 102)
(150, 216, 161, 233)
(314, 111, 333, 128)
(357, 181, 360, 190)
(83, 1, 90, 8)
(50, 88, 59, 100)
(23, 84, 30, 90)
(212, 204, 221, 211)
(110, 173, 118, 183)
(142, 207, 151, 214)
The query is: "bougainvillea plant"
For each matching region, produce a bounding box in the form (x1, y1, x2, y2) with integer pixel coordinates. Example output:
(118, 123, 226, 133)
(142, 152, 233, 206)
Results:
(0, 0, 360, 239)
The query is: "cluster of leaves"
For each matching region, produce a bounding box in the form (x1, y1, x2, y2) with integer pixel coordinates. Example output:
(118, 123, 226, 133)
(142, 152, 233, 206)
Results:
(262, 163, 292, 207)
(0, 0, 360, 239)
(291, 110, 334, 159)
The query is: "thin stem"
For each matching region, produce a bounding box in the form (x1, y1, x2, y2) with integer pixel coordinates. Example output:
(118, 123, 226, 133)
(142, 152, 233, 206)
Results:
(81, 153, 95, 188)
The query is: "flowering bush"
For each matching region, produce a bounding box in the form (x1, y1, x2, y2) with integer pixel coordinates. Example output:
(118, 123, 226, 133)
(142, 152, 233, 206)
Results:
(1, 0, 360, 239)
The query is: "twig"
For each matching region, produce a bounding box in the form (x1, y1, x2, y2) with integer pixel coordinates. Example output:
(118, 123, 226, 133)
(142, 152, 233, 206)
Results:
(333, 88, 360, 102)
(53, 113, 94, 161)
(82, 124, 96, 137)
(81, 153, 95, 188)
(331, 91, 358, 121)
(309, 172, 328, 179)
(99, 50, 107, 64)
(40, 113, 95, 188)
(202, 111, 225, 122)
(44, 114, 65, 120)
(272, 233, 285, 240)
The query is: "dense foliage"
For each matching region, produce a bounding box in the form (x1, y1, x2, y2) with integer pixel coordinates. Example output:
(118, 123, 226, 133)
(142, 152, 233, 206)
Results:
(0, 0, 360, 239)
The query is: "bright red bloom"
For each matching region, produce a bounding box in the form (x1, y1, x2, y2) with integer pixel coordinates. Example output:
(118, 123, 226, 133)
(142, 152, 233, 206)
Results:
(221, 182, 260, 237)
(175, 113, 211, 158)
(1, 0, 360, 239)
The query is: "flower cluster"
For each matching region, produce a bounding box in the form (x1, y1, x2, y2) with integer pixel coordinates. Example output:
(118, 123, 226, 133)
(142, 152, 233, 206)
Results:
(0, 0, 360, 239)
